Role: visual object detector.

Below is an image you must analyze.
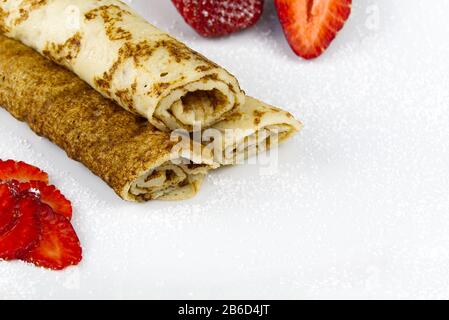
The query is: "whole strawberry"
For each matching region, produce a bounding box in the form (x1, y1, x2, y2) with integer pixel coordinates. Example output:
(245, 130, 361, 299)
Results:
(172, 0, 264, 37)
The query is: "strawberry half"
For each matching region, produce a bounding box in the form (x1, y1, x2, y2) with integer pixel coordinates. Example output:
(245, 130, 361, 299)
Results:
(0, 159, 49, 184)
(275, 0, 352, 59)
(172, 0, 264, 37)
(22, 205, 82, 270)
(0, 183, 18, 235)
(18, 181, 72, 221)
(0, 194, 41, 260)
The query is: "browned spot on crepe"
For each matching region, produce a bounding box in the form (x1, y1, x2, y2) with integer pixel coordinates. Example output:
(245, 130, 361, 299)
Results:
(0, 7, 9, 33)
(85, 4, 132, 41)
(12, 0, 48, 26)
(151, 82, 170, 96)
(196, 65, 213, 72)
(93, 40, 153, 95)
(253, 109, 265, 126)
(224, 111, 243, 122)
(227, 83, 238, 94)
(114, 88, 134, 111)
(93, 37, 196, 101)
(202, 74, 219, 82)
(160, 39, 192, 63)
(43, 32, 82, 67)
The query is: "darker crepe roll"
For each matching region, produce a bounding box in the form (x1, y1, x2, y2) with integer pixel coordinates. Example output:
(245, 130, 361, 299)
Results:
(0, 35, 212, 202)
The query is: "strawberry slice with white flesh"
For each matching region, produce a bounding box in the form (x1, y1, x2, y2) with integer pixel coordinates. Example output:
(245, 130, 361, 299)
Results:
(275, 0, 352, 59)
(22, 204, 82, 270)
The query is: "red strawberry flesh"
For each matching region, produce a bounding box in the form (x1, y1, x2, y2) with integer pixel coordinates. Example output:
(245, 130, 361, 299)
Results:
(275, 0, 352, 59)
(19, 181, 72, 221)
(0, 183, 18, 235)
(172, 0, 264, 37)
(0, 159, 49, 184)
(0, 160, 80, 270)
(0, 194, 41, 260)
(22, 204, 82, 270)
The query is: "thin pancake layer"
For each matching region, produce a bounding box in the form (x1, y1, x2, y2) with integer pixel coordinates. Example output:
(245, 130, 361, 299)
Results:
(0, 35, 214, 202)
(0, 0, 245, 131)
(209, 97, 302, 165)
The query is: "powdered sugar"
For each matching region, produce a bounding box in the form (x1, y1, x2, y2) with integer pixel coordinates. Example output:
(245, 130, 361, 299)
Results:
(2, 0, 449, 299)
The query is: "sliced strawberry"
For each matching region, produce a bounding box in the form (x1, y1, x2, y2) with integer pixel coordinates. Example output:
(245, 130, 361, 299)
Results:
(275, 0, 352, 59)
(0, 194, 41, 260)
(18, 181, 72, 221)
(22, 205, 82, 270)
(0, 159, 49, 184)
(172, 0, 264, 37)
(0, 183, 18, 235)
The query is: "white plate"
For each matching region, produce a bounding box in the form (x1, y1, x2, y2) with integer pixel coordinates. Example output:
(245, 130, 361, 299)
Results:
(1, 0, 449, 299)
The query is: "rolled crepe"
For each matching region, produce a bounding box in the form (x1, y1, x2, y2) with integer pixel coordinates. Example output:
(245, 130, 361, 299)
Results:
(0, 35, 215, 202)
(0, 0, 245, 131)
(204, 97, 302, 165)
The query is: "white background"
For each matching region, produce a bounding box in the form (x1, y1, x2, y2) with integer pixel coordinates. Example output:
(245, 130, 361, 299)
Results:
(1, 0, 449, 299)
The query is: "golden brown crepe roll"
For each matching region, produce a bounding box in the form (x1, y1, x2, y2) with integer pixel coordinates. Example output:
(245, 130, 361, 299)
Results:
(0, 35, 215, 202)
(0, 0, 245, 131)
